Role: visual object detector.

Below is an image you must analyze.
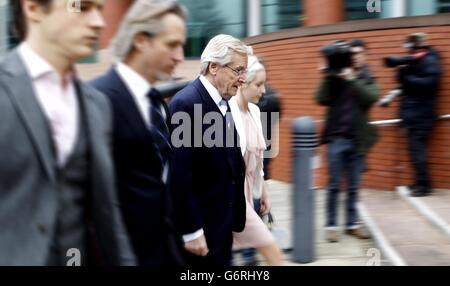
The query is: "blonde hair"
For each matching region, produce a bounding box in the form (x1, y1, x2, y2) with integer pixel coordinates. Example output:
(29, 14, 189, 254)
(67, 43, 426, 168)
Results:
(245, 55, 265, 83)
(199, 34, 252, 75)
(110, 0, 187, 60)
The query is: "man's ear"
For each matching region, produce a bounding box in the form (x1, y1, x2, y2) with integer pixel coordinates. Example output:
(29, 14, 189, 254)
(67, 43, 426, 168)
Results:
(209, 62, 219, 76)
(22, 0, 47, 23)
(132, 33, 152, 52)
(133, 33, 148, 52)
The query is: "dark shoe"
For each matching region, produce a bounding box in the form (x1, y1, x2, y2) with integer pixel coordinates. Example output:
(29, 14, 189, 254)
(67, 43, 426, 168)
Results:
(346, 226, 371, 239)
(411, 188, 432, 197)
(410, 185, 432, 197)
(325, 229, 339, 243)
(243, 260, 258, 266)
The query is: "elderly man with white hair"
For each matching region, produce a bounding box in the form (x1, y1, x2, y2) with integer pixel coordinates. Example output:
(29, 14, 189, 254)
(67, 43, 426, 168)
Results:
(169, 34, 251, 266)
(90, 0, 187, 266)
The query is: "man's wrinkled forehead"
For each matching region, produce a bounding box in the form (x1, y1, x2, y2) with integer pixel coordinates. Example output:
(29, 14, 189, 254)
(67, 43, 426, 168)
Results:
(229, 52, 248, 68)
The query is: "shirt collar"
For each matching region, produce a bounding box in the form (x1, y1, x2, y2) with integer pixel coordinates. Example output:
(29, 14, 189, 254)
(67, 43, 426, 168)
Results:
(18, 43, 75, 83)
(116, 62, 152, 100)
(199, 75, 223, 106)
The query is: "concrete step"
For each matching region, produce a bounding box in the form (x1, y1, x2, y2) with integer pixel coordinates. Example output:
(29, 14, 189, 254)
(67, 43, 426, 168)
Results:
(234, 181, 383, 266)
(360, 189, 450, 266)
(397, 186, 450, 240)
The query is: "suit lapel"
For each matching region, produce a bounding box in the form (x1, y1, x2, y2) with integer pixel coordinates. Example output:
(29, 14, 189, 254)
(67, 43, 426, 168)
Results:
(194, 78, 222, 115)
(108, 68, 151, 138)
(195, 78, 239, 177)
(1, 50, 56, 181)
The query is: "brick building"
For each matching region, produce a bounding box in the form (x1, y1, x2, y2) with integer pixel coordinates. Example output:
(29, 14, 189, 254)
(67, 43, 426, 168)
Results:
(246, 1, 450, 190)
(1, 0, 448, 190)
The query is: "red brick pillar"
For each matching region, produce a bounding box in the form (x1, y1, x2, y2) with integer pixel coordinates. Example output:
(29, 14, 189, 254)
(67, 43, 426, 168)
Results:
(99, 0, 134, 49)
(303, 0, 344, 26)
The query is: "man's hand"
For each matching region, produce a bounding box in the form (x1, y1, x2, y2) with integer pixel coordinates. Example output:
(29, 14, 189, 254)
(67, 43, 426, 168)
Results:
(184, 235, 209, 257)
(338, 67, 356, 81)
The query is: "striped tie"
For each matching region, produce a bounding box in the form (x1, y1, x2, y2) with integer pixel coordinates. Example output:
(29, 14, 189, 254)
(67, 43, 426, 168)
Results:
(147, 88, 171, 168)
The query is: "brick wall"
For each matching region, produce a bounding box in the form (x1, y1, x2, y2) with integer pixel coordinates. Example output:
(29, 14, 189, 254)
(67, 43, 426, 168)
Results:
(246, 16, 450, 190)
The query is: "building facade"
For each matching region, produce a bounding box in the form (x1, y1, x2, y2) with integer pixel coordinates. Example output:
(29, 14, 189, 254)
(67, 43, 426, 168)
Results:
(1, 0, 449, 190)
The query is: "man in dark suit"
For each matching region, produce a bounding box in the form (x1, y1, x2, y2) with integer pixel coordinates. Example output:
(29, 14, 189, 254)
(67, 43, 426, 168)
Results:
(0, 0, 135, 265)
(169, 34, 250, 266)
(90, 0, 187, 266)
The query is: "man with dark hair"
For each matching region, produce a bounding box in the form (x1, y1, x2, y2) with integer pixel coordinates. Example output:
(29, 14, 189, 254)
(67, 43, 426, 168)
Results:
(395, 33, 441, 197)
(350, 39, 372, 81)
(316, 39, 379, 243)
(0, 0, 135, 265)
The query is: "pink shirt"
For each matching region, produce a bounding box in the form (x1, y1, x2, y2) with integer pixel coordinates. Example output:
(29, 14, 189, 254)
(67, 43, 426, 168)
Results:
(18, 43, 79, 167)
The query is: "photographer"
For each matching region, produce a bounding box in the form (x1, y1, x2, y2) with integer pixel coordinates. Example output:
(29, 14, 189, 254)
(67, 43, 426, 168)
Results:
(383, 33, 441, 197)
(315, 39, 379, 243)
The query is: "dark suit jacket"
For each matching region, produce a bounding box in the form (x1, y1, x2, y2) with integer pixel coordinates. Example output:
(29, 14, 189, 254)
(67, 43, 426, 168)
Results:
(0, 50, 135, 266)
(90, 68, 183, 266)
(168, 77, 246, 266)
(398, 47, 441, 130)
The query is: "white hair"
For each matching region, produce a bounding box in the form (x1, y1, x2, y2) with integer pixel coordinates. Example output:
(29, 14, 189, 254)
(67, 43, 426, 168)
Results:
(110, 0, 187, 60)
(199, 34, 252, 75)
(245, 55, 265, 83)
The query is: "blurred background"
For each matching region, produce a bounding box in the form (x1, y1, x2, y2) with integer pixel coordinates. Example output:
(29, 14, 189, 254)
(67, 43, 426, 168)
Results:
(1, 0, 449, 197)
(1, 0, 450, 266)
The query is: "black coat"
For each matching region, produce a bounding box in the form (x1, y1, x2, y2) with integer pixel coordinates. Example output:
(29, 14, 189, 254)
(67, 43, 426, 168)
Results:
(398, 47, 441, 130)
(168, 78, 246, 266)
(90, 68, 184, 266)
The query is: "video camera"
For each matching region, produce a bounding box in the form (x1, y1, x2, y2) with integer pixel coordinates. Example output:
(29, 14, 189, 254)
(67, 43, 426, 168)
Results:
(384, 49, 427, 68)
(377, 55, 414, 107)
(321, 40, 353, 75)
(383, 55, 416, 68)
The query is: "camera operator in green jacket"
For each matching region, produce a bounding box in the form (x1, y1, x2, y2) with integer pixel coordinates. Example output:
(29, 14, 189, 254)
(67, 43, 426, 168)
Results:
(315, 39, 379, 243)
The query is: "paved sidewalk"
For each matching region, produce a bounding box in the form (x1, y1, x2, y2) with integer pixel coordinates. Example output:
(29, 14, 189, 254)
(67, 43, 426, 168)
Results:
(233, 180, 390, 266)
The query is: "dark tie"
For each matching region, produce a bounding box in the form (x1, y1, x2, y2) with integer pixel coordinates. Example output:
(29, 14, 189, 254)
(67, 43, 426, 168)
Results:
(220, 99, 231, 130)
(147, 88, 171, 168)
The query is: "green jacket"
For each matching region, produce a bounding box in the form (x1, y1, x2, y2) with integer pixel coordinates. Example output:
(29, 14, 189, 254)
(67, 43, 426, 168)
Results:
(315, 73, 380, 155)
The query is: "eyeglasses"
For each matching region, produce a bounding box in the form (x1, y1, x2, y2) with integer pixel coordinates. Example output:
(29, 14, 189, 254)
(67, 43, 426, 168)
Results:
(224, 65, 247, 76)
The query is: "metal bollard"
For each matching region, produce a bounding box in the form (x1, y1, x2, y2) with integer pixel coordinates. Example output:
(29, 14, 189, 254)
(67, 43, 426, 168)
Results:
(291, 116, 318, 263)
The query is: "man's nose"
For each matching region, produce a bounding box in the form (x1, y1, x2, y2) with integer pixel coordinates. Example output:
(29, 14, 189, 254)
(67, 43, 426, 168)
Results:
(173, 46, 185, 63)
(89, 9, 106, 29)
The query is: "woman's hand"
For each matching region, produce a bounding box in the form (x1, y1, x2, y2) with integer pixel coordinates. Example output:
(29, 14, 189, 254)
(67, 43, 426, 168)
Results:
(259, 182, 271, 215)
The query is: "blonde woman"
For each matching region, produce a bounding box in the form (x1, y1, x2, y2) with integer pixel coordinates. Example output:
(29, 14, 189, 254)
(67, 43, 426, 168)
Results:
(230, 55, 283, 266)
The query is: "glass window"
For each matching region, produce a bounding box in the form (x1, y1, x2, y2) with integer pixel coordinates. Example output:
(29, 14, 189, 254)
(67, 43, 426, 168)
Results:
(346, 0, 380, 20)
(438, 0, 450, 12)
(262, 0, 302, 33)
(408, 0, 436, 16)
(180, 0, 247, 58)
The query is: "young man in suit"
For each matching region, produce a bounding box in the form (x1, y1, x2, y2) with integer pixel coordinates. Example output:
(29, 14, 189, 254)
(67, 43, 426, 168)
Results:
(0, 0, 135, 265)
(169, 34, 250, 266)
(90, 0, 187, 266)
